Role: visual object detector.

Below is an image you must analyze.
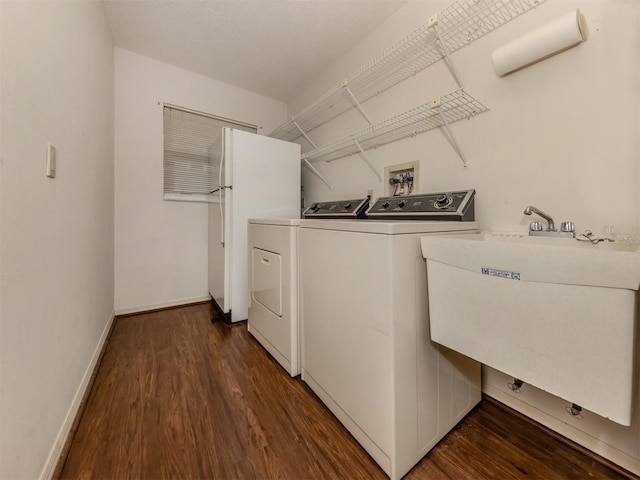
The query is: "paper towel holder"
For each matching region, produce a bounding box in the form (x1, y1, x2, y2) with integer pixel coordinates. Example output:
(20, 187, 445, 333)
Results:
(492, 9, 588, 76)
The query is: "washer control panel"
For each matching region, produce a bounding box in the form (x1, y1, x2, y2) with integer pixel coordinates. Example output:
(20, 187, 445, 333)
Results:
(303, 197, 369, 218)
(367, 189, 475, 221)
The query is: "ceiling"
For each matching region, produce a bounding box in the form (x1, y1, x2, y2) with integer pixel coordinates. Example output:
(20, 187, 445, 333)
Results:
(103, 0, 407, 103)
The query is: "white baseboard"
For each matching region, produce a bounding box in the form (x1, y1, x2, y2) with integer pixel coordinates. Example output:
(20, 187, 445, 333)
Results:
(40, 310, 116, 480)
(114, 295, 211, 316)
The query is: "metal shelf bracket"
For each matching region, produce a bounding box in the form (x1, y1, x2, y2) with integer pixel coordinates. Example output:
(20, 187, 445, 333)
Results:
(353, 139, 382, 182)
(293, 120, 317, 150)
(430, 96, 468, 168)
(430, 20, 465, 89)
(342, 80, 374, 126)
(302, 155, 332, 189)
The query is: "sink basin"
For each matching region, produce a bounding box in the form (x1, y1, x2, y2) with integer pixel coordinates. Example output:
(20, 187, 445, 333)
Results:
(422, 232, 640, 288)
(421, 232, 640, 426)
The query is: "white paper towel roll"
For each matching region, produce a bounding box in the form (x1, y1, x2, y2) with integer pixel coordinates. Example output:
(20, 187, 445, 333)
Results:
(492, 9, 587, 76)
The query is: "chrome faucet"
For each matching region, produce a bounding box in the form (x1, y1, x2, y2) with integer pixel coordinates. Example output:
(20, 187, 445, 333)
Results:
(523, 205, 556, 231)
(523, 206, 575, 237)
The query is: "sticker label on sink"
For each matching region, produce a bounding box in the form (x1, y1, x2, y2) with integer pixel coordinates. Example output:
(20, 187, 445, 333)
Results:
(481, 267, 520, 280)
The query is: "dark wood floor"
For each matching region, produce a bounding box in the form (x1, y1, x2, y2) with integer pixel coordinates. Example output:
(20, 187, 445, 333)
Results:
(57, 302, 635, 479)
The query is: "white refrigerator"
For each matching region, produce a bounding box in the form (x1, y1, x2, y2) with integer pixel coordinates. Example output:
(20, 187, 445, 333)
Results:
(208, 128, 301, 323)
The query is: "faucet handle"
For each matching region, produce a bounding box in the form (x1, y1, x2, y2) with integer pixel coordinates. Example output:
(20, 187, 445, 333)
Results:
(561, 222, 575, 233)
(529, 221, 543, 232)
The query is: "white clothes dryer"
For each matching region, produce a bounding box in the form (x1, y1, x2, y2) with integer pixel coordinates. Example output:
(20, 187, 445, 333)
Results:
(248, 218, 301, 376)
(299, 190, 482, 480)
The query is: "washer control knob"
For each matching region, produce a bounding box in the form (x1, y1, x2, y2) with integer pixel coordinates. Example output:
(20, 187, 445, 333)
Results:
(397, 200, 406, 208)
(382, 202, 390, 209)
(310, 203, 320, 212)
(343, 202, 351, 209)
(434, 194, 452, 209)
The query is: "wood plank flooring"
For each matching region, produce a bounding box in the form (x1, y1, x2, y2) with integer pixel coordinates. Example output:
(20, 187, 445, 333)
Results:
(57, 302, 635, 479)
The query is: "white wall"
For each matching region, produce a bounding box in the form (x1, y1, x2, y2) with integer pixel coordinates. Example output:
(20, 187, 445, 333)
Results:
(295, 0, 639, 237)
(291, 0, 640, 473)
(114, 49, 288, 314)
(0, 2, 115, 479)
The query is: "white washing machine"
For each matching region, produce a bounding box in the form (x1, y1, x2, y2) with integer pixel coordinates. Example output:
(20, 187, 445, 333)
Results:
(248, 218, 301, 376)
(299, 190, 482, 480)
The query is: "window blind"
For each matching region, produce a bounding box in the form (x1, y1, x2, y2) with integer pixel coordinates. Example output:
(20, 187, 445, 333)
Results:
(163, 105, 256, 202)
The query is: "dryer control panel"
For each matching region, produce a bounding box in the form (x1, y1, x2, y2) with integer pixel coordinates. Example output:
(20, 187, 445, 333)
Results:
(367, 189, 475, 221)
(303, 197, 369, 219)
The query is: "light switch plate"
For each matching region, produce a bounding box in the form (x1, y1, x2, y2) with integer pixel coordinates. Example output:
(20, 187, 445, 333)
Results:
(46, 143, 56, 178)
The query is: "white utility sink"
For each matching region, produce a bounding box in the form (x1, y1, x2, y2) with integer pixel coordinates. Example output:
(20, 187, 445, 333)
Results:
(421, 232, 640, 426)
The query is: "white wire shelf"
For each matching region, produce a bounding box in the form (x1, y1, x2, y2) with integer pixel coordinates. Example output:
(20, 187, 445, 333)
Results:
(301, 89, 488, 164)
(270, 0, 545, 143)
